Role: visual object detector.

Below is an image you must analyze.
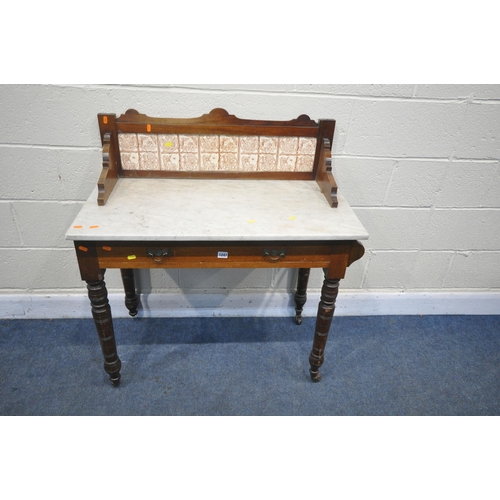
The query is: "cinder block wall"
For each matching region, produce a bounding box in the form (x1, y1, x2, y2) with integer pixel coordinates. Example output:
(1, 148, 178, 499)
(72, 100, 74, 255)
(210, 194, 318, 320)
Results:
(1, 84, 499, 299)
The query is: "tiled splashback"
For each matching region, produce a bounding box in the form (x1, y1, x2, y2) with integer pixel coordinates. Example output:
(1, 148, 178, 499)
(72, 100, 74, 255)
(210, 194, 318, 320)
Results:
(118, 134, 317, 172)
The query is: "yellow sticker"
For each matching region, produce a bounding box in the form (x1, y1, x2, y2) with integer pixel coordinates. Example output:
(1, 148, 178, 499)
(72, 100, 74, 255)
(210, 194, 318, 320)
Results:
(248, 219, 256, 223)
(288, 216, 297, 221)
(164, 141, 173, 147)
(127, 255, 137, 260)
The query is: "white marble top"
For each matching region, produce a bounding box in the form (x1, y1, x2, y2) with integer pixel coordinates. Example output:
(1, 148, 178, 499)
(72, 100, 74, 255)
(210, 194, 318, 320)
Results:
(66, 178, 368, 242)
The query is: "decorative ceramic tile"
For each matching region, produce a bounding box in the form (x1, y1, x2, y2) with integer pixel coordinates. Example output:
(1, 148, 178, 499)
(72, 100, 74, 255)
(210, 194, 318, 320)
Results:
(139, 152, 160, 170)
(200, 135, 219, 153)
(161, 154, 180, 170)
(240, 136, 259, 153)
(138, 134, 158, 152)
(220, 153, 239, 171)
(298, 137, 316, 155)
(119, 133, 317, 172)
(278, 155, 297, 171)
(201, 153, 219, 170)
(179, 135, 199, 153)
(296, 155, 315, 172)
(121, 152, 140, 170)
(159, 135, 179, 153)
(259, 136, 278, 154)
(278, 137, 298, 155)
(258, 154, 277, 171)
(118, 133, 138, 151)
(180, 153, 199, 170)
(240, 154, 258, 171)
(220, 136, 238, 153)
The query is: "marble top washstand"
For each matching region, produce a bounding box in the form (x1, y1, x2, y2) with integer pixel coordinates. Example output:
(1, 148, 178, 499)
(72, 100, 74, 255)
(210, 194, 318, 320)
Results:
(66, 178, 368, 242)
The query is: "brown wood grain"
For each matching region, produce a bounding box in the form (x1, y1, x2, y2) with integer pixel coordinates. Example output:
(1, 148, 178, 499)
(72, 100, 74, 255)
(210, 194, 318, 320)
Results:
(95, 241, 337, 270)
(120, 170, 315, 181)
(97, 133, 119, 206)
(115, 108, 320, 137)
(315, 138, 338, 208)
(74, 241, 103, 281)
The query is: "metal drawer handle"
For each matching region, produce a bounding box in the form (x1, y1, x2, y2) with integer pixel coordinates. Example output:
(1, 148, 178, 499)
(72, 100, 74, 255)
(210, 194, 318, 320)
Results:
(146, 248, 172, 263)
(262, 249, 286, 262)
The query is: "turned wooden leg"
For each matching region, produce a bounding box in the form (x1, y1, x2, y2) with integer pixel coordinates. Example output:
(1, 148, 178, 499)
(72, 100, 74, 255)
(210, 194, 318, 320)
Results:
(120, 268, 139, 317)
(87, 276, 122, 386)
(309, 273, 340, 382)
(294, 268, 311, 325)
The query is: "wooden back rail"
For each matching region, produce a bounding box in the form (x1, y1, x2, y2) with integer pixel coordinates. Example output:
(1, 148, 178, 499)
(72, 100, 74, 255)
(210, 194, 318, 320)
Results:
(97, 108, 338, 208)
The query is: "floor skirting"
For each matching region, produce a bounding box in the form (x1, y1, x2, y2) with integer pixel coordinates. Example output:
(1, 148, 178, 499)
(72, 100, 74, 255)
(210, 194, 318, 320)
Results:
(1, 290, 500, 319)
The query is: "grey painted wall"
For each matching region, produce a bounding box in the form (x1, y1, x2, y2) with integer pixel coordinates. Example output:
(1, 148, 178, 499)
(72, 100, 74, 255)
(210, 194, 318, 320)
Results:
(1, 84, 499, 297)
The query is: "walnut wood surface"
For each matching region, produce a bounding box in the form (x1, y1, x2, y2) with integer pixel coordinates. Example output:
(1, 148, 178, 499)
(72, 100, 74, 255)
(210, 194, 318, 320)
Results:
(115, 107, 320, 137)
(94, 241, 339, 270)
(97, 133, 119, 206)
(120, 170, 316, 181)
(315, 138, 338, 207)
(294, 268, 311, 325)
(86, 276, 121, 386)
(74, 241, 103, 281)
(120, 269, 139, 317)
(97, 114, 121, 206)
(309, 275, 340, 382)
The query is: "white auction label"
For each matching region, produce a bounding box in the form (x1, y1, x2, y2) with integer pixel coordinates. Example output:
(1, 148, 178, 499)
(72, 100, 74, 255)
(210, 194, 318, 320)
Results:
(217, 251, 229, 259)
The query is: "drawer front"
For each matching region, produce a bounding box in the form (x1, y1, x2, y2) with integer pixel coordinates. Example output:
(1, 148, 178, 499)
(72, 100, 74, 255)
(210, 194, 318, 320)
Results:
(96, 241, 337, 269)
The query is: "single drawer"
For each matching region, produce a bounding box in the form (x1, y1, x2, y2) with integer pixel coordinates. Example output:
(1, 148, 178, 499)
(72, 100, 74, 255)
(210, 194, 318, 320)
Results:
(95, 240, 337, 269)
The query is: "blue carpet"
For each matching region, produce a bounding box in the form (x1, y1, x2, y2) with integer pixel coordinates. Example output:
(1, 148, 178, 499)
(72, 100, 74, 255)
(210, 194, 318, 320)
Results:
(1, 315, 499, 415)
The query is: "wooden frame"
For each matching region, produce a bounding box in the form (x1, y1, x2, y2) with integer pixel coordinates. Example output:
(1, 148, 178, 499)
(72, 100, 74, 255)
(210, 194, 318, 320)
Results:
(96, 108, 338, 207)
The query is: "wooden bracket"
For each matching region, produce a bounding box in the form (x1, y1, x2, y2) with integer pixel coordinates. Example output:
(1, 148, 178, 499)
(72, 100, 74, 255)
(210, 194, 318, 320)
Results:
(316, 138, 338, 208)
(97, 132, 118, 206)
(97, 113, 119, 206)
(347, 241, 365, 267)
